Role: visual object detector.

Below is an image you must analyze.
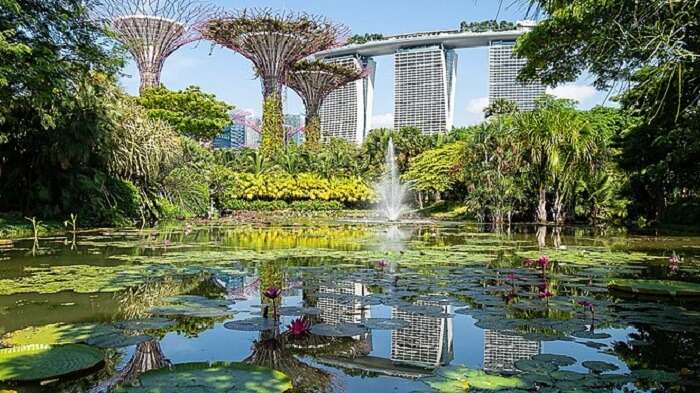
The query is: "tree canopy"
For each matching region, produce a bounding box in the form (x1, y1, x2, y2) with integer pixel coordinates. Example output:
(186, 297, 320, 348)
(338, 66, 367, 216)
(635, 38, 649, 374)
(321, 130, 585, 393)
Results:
(136, 86, 233, 142)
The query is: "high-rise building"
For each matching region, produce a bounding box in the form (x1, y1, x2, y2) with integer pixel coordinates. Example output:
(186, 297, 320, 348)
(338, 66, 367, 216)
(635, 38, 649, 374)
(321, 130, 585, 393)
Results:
(213, 123, 246, 149)
(391, 301, 453, 368)
(394, 46, 457, 135)
(488, 39, 545, 111)
(284, 114, 305, 145)
(483, 330, 541, 372)
(319, 55, 376, 144)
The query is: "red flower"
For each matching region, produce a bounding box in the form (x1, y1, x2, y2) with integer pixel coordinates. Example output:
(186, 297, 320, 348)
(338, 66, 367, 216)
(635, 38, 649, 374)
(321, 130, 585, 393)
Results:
(537, 256, 550, 269)
(376, 260, 388, 269)
(264, 287, 281, 300)
(287, 318, 310, 337)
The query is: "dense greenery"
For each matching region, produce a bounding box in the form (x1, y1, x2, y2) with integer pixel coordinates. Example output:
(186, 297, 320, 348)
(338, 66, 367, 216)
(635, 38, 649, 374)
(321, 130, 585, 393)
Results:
(347, 33, 384, 45)
(459, 20, 516, 32)
(515, 0, 700, 225)
(136, 86, 233, 142)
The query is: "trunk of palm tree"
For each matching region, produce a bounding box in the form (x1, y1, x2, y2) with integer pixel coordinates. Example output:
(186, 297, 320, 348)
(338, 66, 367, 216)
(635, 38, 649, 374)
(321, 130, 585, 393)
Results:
(536, 185, 548, 223)
(553, 189, 566, 224)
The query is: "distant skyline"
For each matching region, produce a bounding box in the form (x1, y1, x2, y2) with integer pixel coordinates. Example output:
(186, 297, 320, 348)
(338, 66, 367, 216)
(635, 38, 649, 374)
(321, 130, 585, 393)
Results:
(117, 0, 611, 128)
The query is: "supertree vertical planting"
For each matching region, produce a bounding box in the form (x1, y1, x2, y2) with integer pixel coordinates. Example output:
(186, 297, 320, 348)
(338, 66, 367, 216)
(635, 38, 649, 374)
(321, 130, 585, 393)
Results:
(98, 0, 213, 93)
(286, 60, 366, 149)
(202, 9, 347, 156)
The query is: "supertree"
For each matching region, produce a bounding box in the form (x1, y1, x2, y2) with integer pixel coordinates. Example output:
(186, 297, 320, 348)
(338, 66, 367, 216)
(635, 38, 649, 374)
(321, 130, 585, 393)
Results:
(98, 0, 214, 93)
(286, 60, 366, 149)
(202, 8, 348, 156)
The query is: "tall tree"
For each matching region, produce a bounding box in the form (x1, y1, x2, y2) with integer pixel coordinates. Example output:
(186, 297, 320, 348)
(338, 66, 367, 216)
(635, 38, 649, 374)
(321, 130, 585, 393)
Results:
(136, 86, 233, 142)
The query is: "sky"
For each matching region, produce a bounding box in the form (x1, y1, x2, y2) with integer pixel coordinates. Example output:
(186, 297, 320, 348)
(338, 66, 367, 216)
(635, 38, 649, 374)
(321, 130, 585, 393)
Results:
(118, 0, 610, 127)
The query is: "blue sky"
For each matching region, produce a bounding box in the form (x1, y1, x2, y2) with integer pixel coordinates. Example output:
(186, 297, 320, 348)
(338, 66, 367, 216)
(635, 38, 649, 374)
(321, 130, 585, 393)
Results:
(118, 0, 609, 127)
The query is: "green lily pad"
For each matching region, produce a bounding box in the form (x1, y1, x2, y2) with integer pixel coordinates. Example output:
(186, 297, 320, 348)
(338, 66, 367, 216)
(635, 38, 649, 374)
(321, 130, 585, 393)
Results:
(532, 354, 577, 366)
(582, 361, 619, 373)
(309, 323, 368, 337)
(1, 323, 117, 346)
(571, 331, 611, 340)
(223, 318, 278, 332)
(362, 318, 409, 330)
(86, 333, 151, 348)
(278, 306, 321, 316)
(114, 318, 176, 331)
(514, 359, 558, 373)
(630, 369, 680, 383)
(113, 362, 292, 392)
(608, 279, 700, 297)
(425, 366, 529, 392)
(148, 305, 233, 318)
(0, 344, 104, 382)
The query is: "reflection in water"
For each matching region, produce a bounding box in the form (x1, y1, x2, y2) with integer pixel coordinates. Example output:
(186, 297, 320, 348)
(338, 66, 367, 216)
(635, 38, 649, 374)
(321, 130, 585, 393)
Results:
(318, 281, 370, 325)
(375, 225, 412, 253)
(483, 330, 541, 372)
(391, 302, 453, 369)
(91, 340, 170, 393)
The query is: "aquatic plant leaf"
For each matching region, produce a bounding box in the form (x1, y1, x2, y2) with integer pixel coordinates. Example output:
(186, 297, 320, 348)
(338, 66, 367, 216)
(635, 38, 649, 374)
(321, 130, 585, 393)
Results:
(514, 359, 558, 373)
(362, 318, 409, 330)
(163, 295, 230, 308)
(1, 323, 117, 346)
(0, 344, 103, 382)
(277, 306, 321, 316)
(309, 323, 368, 337)
(571, 331, 611, 340)
(582, 361, 619, 373)
(426, 366, 528, 391)
(608, 279, 700, 297)
(85, 333, 151, 349)
(629, 369, 680, 383)
(113, 362, 292, 392)
(148, 305, 233, 318)
(532, 354, 577, 366)
(114, 318, 176, 331)
(223, 318, 278, 331)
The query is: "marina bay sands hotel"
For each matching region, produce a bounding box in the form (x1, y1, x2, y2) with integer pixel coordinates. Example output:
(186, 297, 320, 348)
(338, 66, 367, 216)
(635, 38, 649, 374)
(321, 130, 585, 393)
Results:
(313, 21, 544, 143)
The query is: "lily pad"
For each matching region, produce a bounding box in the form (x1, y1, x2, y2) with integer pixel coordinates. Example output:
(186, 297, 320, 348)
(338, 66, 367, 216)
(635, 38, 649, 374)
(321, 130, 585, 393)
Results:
(86, 333, 151, 349)
(514, 359, 558, 373)
(277, 306, 321, 316)
(582, 361, 619, 373)
(148, 305, 233, 318)
(532, 354, 577, 366)
(309, 323, 368, 337)
(114, 318, 176, 331)
(571, 331, 611, 340)
(113, 362, 292, 392)
(223, 318, 278, 332)
(362, 318, 409, 330)
(608, 279, 700, 297)
(1, 323, 117, 346)
(0, 344, 104, 382)
(425, 366, 529, 392)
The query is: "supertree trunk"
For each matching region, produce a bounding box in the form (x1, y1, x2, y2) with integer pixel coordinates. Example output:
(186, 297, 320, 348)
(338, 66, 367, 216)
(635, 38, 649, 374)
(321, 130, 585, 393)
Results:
(261, 77, 285, 156)
(304, 112, 322, 150)
(139, 63, 164, 93)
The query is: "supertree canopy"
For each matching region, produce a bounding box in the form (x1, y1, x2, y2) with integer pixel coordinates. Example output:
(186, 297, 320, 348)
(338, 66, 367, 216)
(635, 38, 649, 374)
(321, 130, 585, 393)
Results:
(286, 60, 366, 149)
(99, 0, 213, 93)
(202, 8, 348, 156)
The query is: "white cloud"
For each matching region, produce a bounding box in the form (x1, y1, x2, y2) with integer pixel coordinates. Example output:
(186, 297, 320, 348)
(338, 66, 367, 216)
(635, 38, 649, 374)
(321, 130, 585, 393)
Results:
(546, 84, 597, 103)
(466, 96, 489, 115)
(371, 112, 394, 129)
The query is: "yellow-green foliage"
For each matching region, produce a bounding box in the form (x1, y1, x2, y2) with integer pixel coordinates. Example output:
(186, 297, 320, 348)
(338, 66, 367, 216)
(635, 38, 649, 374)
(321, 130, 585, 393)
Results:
(304, 115, 321, 150)
(403, 141, 467, 192)
(211, 165, 373, 207)
(260, 95, 284, 157)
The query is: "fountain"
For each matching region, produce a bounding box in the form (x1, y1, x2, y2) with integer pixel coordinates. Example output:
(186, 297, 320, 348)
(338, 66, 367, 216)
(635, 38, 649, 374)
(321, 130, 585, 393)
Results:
(376, 138, 409, 221)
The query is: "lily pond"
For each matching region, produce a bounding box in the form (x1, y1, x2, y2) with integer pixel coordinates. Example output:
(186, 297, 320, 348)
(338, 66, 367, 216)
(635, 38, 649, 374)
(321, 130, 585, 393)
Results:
(1, 221, 700, 392)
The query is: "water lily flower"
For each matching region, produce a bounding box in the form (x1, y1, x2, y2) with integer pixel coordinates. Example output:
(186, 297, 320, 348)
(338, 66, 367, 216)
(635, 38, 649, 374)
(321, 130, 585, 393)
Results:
(264, 287, 281, 300)
(669, 253, 681, 272)
(506, 273, 517, 282)
(537, 256, 550, 269)
(538, 289, 554, 299)
(376, 259, 388, 269)
(523, 258, 535, 267)
(577, 300, 594, 311)
(287, 318, 310, 337)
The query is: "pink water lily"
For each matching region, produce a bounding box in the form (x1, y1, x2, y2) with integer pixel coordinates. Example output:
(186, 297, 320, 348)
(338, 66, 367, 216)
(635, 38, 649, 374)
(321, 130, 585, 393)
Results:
(669, 253, 681, 272)
(538, 289, 553, 299)
(264, 287, 281, 300)
(287, 318, 310, 337)
(577, 300, 594, 311)
(537, 256, 550, 269)
(376, 259, 388, 269)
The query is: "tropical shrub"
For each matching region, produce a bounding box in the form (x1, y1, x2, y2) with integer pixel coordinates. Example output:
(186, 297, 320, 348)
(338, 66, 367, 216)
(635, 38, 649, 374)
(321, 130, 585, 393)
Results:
(159, 166, 210, 219)
(211, 169, 373, 209)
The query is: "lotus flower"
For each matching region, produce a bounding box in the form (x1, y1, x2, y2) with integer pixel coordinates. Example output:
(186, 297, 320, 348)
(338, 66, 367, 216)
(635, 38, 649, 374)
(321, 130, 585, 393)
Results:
(287, 318, 310, 337)
(264, 287, 281, 300)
